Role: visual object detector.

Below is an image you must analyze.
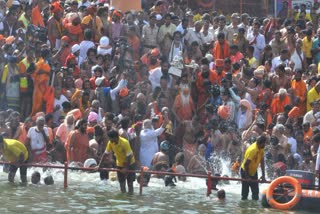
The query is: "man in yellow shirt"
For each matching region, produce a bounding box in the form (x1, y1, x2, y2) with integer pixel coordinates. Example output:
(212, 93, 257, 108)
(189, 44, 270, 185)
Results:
(302, 29, 313, 65)
(240, 135, 266, 200)
(98, 130, 136, 193)
(307, 81, 320, 112)
(0, 135, 29, 183)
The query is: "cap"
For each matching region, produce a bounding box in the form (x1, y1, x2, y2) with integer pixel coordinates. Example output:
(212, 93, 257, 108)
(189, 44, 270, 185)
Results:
(95, 76, 105, 86)
(99, 36, 110, 48)
(71, 44, 80, 54)
(215, 59, 224, 67)
(84, 158, 97, 168)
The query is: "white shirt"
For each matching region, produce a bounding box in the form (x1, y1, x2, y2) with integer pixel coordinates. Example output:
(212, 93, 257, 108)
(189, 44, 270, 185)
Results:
(246, 33, 266, 61)
(53, 95, 68, 125)
(27, 127, 49, 155)
(139, 127, 165, 168)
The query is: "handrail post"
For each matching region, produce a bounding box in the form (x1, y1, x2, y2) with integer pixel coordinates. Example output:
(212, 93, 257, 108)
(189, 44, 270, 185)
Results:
(207, 171, 212, 197)
(64, 162, 68, 189)
(139, 167, 144, 195)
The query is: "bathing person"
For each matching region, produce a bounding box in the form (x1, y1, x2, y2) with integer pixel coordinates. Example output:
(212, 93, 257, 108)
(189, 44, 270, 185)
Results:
(31, 171, 41, 184)
(0, 135, 29, 183)
(240, 135, 266, 200)
(98, 129, 136, 193)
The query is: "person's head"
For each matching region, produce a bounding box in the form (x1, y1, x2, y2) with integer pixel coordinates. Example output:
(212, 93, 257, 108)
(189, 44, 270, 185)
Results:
(217, 189, 226, 200)
(31, 171, 41, 184)
(44, 175, 54, 185)
(107, 129, 119, 144)
(198, 144, 206, 156)
(142, 119, 153, 130)
(252, 21, 261, 34)
(217, 32, 225, 44)
(270, 135, 279, 146)
(36, 116, 45, 130)
(75, 119, 87, 133)
(160, 140, 170, 153)
(175, 152, 184, 165)
(164, 13, 171, 26)
(256, 135, 267, 149)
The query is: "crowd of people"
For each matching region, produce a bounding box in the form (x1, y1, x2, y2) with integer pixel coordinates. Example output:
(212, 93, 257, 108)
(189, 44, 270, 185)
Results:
(1, 0, 320, 196)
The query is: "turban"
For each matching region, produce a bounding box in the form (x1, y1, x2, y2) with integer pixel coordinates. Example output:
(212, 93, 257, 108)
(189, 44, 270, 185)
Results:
(217, 105, 230, 120)
(50, 2, 63, 14)
(88, 111, 98, 122)
(288, 106, 300, 119)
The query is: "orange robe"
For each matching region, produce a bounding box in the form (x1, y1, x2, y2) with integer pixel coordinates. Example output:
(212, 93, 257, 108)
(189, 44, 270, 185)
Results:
(271, 95, 291, 116)
(32, 6, 45, 27)
(66, 130, 89, 163)
(291, 80, 307, 116)
(31, 58, 51, 116)
(213, 41, 230, 60)
(173, 95, 194, 121)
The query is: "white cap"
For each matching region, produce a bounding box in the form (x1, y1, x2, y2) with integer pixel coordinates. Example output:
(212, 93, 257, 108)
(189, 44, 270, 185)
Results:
(71, 44, 80, 54)
(84, 158, 97, 168)
(99, 36, 110, 48)
(12, 0, 20, 6)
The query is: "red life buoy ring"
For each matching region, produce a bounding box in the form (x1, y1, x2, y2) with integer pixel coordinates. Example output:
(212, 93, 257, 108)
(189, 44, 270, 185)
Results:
(266, 176, 302, 210)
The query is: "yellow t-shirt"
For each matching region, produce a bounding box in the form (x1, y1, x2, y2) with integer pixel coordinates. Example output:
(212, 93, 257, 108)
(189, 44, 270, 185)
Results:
(106, 137, 135, 167)
(2, 139, 29, 162)
(241, 142, 264, 176)
(307, 87, 320, 112)
(302, 37, 313, 58)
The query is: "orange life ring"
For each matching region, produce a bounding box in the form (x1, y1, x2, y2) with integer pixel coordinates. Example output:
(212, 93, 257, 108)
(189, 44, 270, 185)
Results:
(266, 176, 302, 210)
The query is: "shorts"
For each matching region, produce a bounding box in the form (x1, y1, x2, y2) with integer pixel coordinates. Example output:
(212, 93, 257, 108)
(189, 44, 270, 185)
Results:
(117, 163, 136, 183)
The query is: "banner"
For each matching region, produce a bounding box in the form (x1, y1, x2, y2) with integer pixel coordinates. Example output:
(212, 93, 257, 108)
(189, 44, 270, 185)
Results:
(110, 0, 142, 12)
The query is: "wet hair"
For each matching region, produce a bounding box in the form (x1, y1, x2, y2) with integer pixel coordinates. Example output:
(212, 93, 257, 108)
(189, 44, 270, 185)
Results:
(75, 119, 87, 129)
(257, 135, 267, 145)
(31, 171, 41, 184)
(44, 175, 54, 185)
(217, 189, 226, 199)
(84, 29, 93, 40)
(217, 32, 225, 39)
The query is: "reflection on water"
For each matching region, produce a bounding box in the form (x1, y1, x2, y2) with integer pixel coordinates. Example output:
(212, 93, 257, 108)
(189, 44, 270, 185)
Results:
(0, 166, 316, 213)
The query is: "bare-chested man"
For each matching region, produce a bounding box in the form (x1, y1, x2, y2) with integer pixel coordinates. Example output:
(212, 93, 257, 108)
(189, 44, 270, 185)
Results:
(271, 64, 291, 93)
(47, 2, 63, 49)
(187, 144, 208, 175)
(152, 141, 170, 168)
(182, 115, 202, 168)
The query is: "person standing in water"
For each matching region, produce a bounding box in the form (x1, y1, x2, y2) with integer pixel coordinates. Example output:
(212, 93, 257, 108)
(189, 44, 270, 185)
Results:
(98, 130, 136, 193)
(240, 135, 266, 200)
(0, 135, 29, 183)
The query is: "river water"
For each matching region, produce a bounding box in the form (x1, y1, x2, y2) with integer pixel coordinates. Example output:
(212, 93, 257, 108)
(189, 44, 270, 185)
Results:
(0, 165, 316, 214)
